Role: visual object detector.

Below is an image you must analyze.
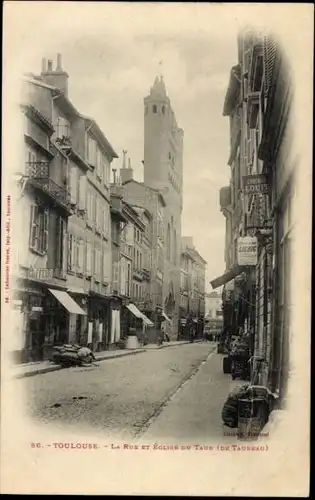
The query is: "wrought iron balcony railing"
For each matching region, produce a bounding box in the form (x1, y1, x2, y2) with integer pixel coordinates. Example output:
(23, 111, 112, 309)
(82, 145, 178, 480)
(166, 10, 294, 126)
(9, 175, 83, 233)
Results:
(133, 268, 144, 281)
(25, 161, 71, 213)
(141, 268, 151, 281)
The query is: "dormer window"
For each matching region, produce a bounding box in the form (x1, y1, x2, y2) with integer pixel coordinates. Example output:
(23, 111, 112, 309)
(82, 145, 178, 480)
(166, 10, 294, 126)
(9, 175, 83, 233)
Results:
(153, 105, 157, 114)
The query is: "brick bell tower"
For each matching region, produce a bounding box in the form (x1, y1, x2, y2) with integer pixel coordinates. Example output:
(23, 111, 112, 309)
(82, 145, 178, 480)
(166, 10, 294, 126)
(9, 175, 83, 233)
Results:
(143, 75, 184, 338)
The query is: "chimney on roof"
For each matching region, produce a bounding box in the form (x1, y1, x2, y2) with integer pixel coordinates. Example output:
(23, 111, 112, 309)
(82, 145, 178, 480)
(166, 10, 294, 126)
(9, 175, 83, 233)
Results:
(120, 155, 133, 184)
(56, 53, 62, 71)
(112, 168, 117, 185)
(40, 54, 69, 97)
(41, 58, 47, 73)
(122, 150, 127, 169)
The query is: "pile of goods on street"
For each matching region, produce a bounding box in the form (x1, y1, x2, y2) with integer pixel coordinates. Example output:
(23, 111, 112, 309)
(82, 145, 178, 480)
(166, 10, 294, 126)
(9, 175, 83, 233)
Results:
(221, 384, 250, 428)
(49, 344, 96, 368)
(221, 384, 275, 438)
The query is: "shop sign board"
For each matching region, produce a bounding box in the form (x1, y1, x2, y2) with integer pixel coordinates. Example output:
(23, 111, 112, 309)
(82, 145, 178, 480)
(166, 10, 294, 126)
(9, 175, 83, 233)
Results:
(28, 268, 53, 280)
(237, 236, 258, 266)
(243, 174, 271, 194)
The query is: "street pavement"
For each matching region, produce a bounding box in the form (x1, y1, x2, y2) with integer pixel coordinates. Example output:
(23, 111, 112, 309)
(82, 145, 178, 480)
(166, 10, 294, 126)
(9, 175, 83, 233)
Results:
(18, 342, 223, 440)
(139, 349, 240, 444)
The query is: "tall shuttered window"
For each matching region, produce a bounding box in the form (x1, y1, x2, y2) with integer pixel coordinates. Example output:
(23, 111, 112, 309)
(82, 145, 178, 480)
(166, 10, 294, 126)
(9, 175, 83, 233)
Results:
(29, 205, 49, 255)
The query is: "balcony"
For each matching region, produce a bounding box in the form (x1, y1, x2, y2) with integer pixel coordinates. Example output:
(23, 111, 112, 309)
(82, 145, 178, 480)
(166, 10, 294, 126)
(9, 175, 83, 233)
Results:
(25, 161, 72, 215)
(133, 269, 143, 282)
(54, 124, 72, 148)
(141, 268, 151, 281)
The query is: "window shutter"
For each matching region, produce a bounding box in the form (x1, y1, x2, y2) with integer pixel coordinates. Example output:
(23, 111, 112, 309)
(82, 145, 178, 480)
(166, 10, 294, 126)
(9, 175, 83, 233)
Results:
(126, 224, 133, 245)
(78, 239, 84, 273)
(61, 219, 67, 271)
(87, 191, 91, 222)
(78, 176, 87, 210)
(102, 245, 108, 283)
(42, 209, 49, 253)
(29, 205, 39, 249)
(69, 167, 77, 204)
(98, 199, 102, 230)
(95, 196, 99, 229)
(68, 234, 72, 271)
(70, 235, 75, 271)
(103, 158, 109, 186)
(86, 241, 92, 275)
(102, 204, 106, 235)
(55, 216, 61, 268)
(91, 193, 95, 223)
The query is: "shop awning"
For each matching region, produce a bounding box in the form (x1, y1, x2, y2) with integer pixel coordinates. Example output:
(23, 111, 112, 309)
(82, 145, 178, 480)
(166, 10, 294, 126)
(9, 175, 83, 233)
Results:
(210, 265, 244, 290)
(48, 289, 87, 315)
(126, 303, 154, 327)
(162, 311, 171, 322)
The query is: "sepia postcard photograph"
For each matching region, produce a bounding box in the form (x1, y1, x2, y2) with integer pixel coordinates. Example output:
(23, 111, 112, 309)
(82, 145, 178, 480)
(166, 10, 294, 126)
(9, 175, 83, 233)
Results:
(1, 1, 313, 496)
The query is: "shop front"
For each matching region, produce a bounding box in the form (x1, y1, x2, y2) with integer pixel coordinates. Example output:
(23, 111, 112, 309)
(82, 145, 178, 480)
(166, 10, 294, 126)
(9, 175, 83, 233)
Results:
(12, 280, 46, 363)
(67, 288, 89, 345)
(12, 279, 87, 362)
(124, 302, 154, 345)
(108, 294, 123, 349)
(42, 288, 87, 359)
(86, 291, 111, 351)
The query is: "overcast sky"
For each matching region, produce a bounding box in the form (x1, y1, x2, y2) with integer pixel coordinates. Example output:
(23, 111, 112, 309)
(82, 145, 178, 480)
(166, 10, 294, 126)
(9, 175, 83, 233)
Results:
(8, 2, 306, 292)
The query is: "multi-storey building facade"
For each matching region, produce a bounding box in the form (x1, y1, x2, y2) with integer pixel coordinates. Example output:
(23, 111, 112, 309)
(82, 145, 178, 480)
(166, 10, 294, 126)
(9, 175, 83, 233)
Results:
(120, 173, 166, 314)
(179, 237, 206, 322)
(213, 29, 295, 407)
(143, 76, 184, 338)
(131, 204, 153, 313)
(13, 55, 118, 361)
(13, 75, 74, 362)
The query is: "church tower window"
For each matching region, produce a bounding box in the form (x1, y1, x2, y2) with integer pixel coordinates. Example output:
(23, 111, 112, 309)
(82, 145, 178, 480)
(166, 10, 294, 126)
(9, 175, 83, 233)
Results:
(153, 105, 157, 114)
(162, 105, 165, 115)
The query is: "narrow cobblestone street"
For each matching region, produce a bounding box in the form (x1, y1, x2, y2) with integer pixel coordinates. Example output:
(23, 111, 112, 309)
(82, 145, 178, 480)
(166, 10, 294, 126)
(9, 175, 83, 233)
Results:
(18, 343, 230, 441)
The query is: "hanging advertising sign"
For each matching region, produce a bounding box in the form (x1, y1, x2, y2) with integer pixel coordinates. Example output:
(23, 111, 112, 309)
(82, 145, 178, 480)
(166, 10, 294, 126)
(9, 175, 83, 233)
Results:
(237, 236, 258, 266)
(243, 174, 271, 195)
